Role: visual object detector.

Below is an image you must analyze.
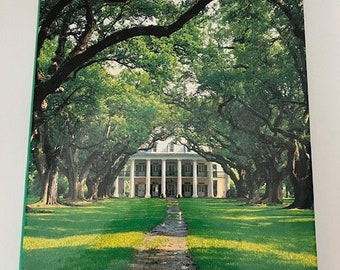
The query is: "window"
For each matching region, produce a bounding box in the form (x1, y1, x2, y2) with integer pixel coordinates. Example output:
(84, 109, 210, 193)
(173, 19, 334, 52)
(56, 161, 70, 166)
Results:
(197, 163, 207, 177)
(152, 143, 157, 152)
(213, 164, 217, 177)
(184, 164, 191, 172)
(198, 184, 207, 197)
(198, 184, 206, 193)
(198, 163, 205, 172)
(136, 163, 145, 172)
(183, 163, 192, 176)
(184, 184, 191, 193)
(167, 162, 176, 176)
(168, 142, 174, 152)
(151, 163, 161, 176)
(184, 146, 191, 153)
(136, 163, 146, 176)
(152, 163, 160, 172)
(213, 180, 217, 197)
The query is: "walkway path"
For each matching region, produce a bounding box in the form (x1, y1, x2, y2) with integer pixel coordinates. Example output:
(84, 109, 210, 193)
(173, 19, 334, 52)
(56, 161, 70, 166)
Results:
(130, 198, 196, 270)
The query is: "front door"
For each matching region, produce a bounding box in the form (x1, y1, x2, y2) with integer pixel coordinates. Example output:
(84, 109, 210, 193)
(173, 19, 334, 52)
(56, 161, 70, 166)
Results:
(198, 184, 207, 197)
(151, 184, 159, 197)
(137, 184, 145, 197)
(167, 182, 176, 197)
(183, 184, 192, 197)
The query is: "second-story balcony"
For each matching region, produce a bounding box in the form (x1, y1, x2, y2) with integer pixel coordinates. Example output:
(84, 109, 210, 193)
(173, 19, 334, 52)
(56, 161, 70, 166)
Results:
(197, 172, 208, 177)
(132, 170, 208, 178)
(135, 171, 146, 177)
(151, 171, 161, 177)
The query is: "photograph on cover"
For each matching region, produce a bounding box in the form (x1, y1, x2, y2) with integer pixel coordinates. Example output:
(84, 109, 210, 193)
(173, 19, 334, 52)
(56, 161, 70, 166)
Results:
(20, 1, 318, 269)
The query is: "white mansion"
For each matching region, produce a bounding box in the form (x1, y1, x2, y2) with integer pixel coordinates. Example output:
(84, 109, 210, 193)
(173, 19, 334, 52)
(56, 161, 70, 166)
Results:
(114, 138, 230, 198)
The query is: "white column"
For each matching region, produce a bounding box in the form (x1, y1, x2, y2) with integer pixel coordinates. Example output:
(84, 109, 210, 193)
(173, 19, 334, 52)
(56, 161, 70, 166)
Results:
(208, 162, 213, 197)
(145, 159, 151, 198)
(177, 159, 182, 197)
(130, 159, 135, 197)
(114, 176, 119, 197)
(192, 160, 198, 197)
(161, 159, 166, 197)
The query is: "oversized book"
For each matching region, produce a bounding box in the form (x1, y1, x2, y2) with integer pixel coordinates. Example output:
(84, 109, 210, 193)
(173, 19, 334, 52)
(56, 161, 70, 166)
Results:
(20, 1, 318, 269)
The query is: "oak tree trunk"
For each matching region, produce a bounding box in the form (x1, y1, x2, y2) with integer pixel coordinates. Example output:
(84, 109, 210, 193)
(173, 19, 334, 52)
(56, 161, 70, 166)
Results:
(261, 166, 283, 205)
(86, 176, 100, 200)
(233, 169, 248, 198)
(46, 160, 59, 205)
(32, 121, 60, 205)
(261, 177, 283, 205)
(287, 141, 314, 209)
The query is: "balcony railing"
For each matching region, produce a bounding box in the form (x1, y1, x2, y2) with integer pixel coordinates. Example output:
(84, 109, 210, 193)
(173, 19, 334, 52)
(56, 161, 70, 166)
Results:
(151, 171, 161, 177)
(197, 172, 208, 177)
(182, 172, 193, 177)
(130, 170, 209, 177)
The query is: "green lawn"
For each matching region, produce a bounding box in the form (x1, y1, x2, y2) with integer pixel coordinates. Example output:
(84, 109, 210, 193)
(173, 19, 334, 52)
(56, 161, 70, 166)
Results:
(180, 198, 318, 270)
(21, 198, 166, 270)
(21, 198, 318, 270)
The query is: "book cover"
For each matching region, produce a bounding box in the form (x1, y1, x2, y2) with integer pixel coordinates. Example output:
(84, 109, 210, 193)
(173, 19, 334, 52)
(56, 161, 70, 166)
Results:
(19, 1, 319, 269)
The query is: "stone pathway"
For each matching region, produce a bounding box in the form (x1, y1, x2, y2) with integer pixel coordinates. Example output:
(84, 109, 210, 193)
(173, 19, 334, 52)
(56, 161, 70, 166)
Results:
(130, 198, 196, 270)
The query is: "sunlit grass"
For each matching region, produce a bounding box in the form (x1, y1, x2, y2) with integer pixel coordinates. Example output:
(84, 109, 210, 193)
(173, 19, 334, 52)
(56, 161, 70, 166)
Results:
(188, 236, 316, 268)
(180, 198, 318, 270)
(22, 197, 318, 269)
(142, 235, 171, 250)
(24, 232, 145, 250)
(21, 198, 166, 270)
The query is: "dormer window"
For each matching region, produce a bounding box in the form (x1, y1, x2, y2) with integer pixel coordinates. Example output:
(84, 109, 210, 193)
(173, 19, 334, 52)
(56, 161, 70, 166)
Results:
(152, 143, 157, 153)
(184, 146, 191, 153)
(168, 142, 174, 152)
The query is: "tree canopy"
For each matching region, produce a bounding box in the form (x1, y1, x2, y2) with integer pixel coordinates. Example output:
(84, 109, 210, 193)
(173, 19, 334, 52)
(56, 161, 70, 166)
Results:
(27, 0, 313, 209)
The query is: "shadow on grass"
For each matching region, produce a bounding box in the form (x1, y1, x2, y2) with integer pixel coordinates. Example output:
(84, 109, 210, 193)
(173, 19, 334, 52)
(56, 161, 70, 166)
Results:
(22, 198, 167, 269)
(189, 247, 317, 270)
(180, 198, 317, 269)
(21, 246, 135, 270)
(24, 198, 166, 239)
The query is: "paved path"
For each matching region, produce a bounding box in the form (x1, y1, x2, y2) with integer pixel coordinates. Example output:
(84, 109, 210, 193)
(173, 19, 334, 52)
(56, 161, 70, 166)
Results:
(130, 198, 196, 270)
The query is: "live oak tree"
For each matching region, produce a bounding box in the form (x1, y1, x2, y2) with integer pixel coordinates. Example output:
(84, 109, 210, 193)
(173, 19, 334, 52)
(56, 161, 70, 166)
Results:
(30, 0, 216, 204)
(31, 61, 174, 203)
(29, 0, 313, 209)
(33, 0, 215, 112)
(220, 0, 311, 209)
(168, 0, 312, 208)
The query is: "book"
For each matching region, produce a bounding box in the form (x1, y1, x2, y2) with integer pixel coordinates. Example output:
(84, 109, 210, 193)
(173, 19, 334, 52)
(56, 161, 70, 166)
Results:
(3, 1, 328, 269)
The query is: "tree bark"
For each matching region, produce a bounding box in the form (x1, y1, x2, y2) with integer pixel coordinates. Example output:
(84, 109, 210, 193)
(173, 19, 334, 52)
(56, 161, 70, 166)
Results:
(32, 121, 61, 205)
(287, 141, 314, 209)
(97, 154, 130, 198)
(261, 176, 283, 205)
(260, 165, 284, 205)
(60, 145, 101, 201)
(86, 176, 100, 200)
(46, 160, 59, 205)
(233, 170, 248, 199)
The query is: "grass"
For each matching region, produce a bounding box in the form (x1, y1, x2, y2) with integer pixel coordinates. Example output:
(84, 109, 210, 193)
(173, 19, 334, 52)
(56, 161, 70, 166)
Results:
(179, 198, 318, 270)
(21, 198, 318, 270)
(21, 198, 166, 270)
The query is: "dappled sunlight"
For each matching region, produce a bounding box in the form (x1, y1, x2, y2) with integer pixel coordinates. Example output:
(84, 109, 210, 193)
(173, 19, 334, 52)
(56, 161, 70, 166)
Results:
(278, 217, 315, 223)
(22, 199, 167, 269)
(187, 236, 317, 268)
(24, 231, 145, 250)
(142, 235, 171, 250)
(221, 215, 314, 224)
(222, 215, 269, 221)
(180, 199, 317, 269)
